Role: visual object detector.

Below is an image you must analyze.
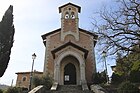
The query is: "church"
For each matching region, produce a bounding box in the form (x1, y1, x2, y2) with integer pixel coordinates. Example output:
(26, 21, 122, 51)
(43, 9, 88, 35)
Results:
(41, 3, 98, 86)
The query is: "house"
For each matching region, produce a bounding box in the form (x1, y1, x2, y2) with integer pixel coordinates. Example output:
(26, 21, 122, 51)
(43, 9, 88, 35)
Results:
(15, 71, 43, 89)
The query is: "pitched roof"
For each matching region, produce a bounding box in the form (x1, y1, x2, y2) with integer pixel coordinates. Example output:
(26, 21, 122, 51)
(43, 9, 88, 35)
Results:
(79, 28, 98, 38)
(41, 28, 97, 40)
(41, 28, 98, 46)
(15, 71, 43, 74)
(41, 28, 61, 40)
(59, 2, 81, 13)
(51, 41, 88, 59)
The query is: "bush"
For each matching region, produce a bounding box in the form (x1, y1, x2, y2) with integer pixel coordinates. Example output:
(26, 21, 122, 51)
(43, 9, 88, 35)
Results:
(129, 70, 140, 83)
(92, 71, 107, 84)
(0, 89, 3, 93)
(117, 81, 139, 93)
(32, 75, 53, 90)
(4, 87, 21, 93)
(92, 72, 103, 84)
(32, 76, 42, 87)
(111, 72, 124, 84)
(42, 75, 53, 90)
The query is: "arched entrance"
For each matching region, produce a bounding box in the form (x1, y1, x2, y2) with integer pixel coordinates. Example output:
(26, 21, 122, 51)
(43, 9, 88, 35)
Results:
(64, 63, 76, 85)
(54, 50, 86, 85)
(60, 55, 80, 85)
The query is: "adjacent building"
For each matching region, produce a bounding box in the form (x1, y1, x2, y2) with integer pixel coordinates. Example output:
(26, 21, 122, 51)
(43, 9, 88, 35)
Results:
(15, 71, 43, 89)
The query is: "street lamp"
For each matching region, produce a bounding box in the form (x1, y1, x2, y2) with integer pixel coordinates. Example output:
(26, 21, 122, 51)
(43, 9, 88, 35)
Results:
(102, 51, 109, 84)
(29, 53, 36, 91)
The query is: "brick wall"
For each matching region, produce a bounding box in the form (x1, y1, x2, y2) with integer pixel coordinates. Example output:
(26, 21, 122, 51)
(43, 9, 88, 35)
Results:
(44, 29, 96, 83)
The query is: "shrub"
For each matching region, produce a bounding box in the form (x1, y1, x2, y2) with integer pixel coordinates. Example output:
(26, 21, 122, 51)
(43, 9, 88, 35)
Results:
(0, 89, 3, 93)
(42, 75, 53, 90)
(4, 87, 20, 93)
(32, 75, 53, 90)
(111, 72, 124, 84)
(92, 72, 103, 84)
(117, 81, 139, 93)
(32, 76, 42, 87)
(92, 71, 107, 84)
(129, 70, 140, 83)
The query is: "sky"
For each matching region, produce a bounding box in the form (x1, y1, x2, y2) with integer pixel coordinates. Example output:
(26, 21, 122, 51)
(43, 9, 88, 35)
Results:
(0, 0, 115, 86)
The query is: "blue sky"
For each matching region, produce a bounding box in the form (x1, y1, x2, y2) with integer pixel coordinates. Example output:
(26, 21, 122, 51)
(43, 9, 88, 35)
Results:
(0, 0, 115, 85)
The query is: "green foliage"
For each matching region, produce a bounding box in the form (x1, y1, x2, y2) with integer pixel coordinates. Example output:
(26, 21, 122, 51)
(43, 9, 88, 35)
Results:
(131, 60, 140, 71)
(111, 72, 124, 84)
(129, 70, 140, 83)
(128, 60, 140, 83)
(4, 87, 21, 93)
(115, 53, 131, 79)
(32, 76, 42, 87)
(32, 75, 53, 90)
(113, 51, 140, 82)
(0, 89, 3, 93)
(42, 75, 53, 90)
(92, 71, 107, 84)
(92, 72, 102, 84)
(117, 81, 139, 93)
(0, 5, 15, 77)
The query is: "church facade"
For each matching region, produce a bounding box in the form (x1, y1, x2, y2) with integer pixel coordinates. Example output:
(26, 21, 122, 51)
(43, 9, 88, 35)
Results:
(42, 3, 98, 85)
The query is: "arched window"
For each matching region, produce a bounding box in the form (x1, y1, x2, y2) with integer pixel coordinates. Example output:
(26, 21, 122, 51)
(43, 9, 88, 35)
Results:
(22, 76, 27, 82)
(71, 12, 75, 19)
(65, 12, 69, 19)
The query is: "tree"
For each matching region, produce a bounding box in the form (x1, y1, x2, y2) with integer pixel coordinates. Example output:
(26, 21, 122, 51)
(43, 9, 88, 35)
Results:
(117, 81, 139, 93)
(93, 0, 140, 55)
(115, 52, 131, 80)
(129, 60, 140, 83)
(0, 5, 15, 77)
(111, 47, 140, 83)
(131, 60, 140, 71)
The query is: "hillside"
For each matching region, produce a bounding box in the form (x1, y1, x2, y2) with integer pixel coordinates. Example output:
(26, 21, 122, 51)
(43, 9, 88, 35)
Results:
(0, 84, 9, 90)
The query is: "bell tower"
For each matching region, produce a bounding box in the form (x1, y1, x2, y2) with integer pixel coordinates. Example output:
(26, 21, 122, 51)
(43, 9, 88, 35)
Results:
(59, 3, 81, 41)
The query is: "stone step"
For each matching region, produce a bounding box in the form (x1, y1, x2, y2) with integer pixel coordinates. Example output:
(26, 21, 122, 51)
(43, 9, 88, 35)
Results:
(45, 90, 93, 93)
(45, 85, 93, 93)
(57, 85, 82, 91)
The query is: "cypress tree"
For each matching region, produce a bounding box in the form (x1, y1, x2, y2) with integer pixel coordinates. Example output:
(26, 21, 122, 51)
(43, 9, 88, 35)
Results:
(0, 5, 15, 77)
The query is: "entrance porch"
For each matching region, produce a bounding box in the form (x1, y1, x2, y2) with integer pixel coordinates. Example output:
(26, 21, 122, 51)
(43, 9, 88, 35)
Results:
(54, 51, 87, 85)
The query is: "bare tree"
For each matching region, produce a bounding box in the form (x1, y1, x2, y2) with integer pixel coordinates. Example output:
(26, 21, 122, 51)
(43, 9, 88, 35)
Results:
(93, 0, 140, 56)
